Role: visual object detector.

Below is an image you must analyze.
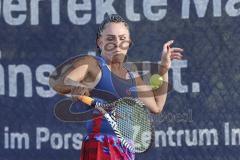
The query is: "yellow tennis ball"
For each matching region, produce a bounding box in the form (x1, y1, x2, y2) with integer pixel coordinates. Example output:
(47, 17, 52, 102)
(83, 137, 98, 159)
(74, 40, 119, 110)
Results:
(150, 74, 163, 89)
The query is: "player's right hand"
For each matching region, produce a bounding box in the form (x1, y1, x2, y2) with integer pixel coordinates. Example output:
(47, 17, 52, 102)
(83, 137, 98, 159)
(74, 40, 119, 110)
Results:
(71, 86, 90, 101)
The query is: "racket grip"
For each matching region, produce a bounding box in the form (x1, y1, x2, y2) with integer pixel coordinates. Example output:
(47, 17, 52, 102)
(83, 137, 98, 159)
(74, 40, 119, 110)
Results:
(78, 95, 95, 106)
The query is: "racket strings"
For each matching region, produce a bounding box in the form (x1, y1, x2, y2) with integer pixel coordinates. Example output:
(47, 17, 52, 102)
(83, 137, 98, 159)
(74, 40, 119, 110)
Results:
(113, 98, 153, 153)
(97, 97, 153, 153)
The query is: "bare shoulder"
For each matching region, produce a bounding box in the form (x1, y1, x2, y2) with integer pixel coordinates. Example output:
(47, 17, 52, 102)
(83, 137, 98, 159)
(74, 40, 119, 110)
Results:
(73, 55, 102, 78)
(72, 55, 98, 68)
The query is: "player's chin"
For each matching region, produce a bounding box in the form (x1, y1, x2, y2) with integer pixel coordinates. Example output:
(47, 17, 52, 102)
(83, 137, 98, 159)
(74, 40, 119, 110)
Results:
(111, 54, 126, 63)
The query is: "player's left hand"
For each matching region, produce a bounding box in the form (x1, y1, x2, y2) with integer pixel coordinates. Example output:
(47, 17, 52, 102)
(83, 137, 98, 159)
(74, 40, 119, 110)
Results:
(160, 40, 183, 73)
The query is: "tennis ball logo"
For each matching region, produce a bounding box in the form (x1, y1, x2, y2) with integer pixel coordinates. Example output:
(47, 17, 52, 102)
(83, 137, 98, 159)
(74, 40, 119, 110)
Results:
(150, 74, 163, 89)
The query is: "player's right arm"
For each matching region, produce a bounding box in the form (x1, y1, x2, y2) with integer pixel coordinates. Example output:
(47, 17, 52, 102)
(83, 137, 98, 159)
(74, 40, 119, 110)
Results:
(49, 55, 101, 95)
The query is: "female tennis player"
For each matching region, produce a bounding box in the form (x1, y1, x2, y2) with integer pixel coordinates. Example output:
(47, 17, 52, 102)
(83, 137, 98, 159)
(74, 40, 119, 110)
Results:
(50, 14, 183, 160)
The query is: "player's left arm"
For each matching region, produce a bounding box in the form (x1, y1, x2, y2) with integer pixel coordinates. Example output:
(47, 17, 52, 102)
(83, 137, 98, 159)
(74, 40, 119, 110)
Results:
(135, 72, 168, 114)
(135, 40, 183, 114)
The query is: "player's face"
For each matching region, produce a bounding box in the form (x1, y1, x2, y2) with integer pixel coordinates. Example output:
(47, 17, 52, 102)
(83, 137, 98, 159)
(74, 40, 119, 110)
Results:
(98, 22, 131, 63)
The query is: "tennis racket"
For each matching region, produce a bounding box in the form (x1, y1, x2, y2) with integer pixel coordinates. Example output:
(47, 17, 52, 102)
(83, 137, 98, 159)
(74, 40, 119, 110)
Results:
(78, 95, 154, 153)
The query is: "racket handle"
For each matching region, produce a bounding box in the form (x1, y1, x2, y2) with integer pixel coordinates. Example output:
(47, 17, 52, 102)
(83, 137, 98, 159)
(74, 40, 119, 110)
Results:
(78, 95, 95, 106)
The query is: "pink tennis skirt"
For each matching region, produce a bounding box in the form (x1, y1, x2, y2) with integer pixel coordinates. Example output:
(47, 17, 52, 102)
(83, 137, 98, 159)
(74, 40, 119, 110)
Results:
(80, 133, 135, 160)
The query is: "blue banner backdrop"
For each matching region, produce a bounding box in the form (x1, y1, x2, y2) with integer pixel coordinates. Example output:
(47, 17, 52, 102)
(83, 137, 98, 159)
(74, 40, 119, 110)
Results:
(1, 0, 240, 159)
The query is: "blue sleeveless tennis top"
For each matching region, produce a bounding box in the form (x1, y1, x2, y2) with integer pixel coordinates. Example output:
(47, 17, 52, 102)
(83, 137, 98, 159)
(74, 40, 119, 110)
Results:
(85, 56, 137, 134)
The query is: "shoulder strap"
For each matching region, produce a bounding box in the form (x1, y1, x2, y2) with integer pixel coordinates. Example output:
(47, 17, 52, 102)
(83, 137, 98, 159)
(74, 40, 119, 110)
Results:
(94, 56, 107, 68)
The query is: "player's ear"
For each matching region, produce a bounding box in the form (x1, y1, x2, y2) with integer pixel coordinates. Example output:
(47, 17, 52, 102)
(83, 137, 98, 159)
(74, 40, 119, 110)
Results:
(97, 37, 103, 50)
(129, 39, 133, 49)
